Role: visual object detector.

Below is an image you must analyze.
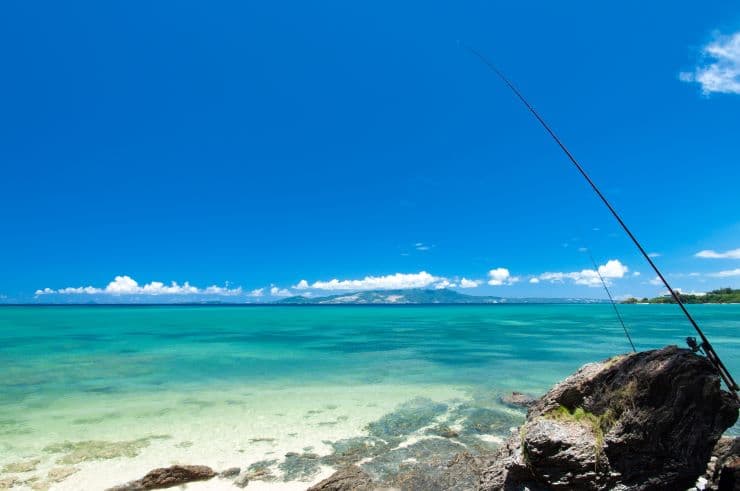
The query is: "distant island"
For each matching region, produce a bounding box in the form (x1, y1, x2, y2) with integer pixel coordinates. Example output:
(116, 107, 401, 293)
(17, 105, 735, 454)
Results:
(622, 288, 740, 304)
(275, 288, 607, 305)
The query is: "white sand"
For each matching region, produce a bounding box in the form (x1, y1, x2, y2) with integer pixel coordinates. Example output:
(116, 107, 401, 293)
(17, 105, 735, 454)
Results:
(1, 383, 467, 490)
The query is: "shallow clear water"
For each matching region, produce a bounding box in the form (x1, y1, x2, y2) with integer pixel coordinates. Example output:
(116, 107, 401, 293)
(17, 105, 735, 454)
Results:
(0, 304, 738, 489)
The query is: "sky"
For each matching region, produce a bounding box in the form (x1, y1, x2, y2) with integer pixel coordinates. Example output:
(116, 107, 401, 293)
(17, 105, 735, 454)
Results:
(1, 1, 739, 303)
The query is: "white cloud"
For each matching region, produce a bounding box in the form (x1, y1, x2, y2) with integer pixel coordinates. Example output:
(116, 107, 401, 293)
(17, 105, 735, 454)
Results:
(708, 268, 740, 278)
(35, 275, 243, 296)
(648, 252, 661, 258)
(203, 285, 243, 295)
(248, 288, 264, 297)
(649, 276, 663, 286)
(487, 268, 519, 286)
(302, 271, 442, 291)
(671, 288, 707, 296)
(538, 259, 628, 287)
(294, 279, 310, 290)
(270, 286, 293, 297)
(529, 277, 540, 284)
(632, 271, 641, 277)
(415, 242, 431, 251)
(434, 279, 456, 289)
(459, 278, 480, 288)
(695, 248, 740, 259)
(680, 32, 740, 95)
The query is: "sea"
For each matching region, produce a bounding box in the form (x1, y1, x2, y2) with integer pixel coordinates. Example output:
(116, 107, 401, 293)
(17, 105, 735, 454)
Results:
(1, 304, 738, 489)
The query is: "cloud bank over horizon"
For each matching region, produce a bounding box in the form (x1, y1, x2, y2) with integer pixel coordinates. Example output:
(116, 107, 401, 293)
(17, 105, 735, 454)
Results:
(36, 275, 245, 297)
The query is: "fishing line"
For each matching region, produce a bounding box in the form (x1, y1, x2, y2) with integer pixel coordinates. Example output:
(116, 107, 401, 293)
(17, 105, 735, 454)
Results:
(586, 250, 636, 353)
(465, 45, 739, 398)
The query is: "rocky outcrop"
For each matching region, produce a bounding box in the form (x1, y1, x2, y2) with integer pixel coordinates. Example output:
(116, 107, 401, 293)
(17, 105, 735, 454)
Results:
(480, 346, 739, 490)
(307, 465, 375, 491)
(107, 465, 216, 490)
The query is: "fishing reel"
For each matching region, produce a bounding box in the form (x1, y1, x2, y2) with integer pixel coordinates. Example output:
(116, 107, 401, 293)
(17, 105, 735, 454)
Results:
(686, 336, 705, 354)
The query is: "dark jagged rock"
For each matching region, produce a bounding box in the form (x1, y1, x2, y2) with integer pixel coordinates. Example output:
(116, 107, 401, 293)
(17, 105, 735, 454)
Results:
(307, 465, 375, 491)
(106, 465, 216, 490)
(699, 436, 740, 491)
(480, 346, 739, 490)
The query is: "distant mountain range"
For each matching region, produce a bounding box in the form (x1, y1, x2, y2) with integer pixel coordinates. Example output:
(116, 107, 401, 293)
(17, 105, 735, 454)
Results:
(275, 288, 607, 305)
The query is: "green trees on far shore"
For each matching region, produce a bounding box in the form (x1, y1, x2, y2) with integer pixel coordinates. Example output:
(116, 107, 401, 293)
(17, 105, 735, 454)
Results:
(622, 288, 740, 304)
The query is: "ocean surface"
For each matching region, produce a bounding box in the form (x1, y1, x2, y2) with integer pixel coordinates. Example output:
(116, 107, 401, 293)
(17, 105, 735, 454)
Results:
(1, 304, 738, 489)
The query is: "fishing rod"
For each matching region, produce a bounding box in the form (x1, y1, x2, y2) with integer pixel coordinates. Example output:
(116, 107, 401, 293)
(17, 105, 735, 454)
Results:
(587, 250, 636, 353)
(466, 46, 739, 398)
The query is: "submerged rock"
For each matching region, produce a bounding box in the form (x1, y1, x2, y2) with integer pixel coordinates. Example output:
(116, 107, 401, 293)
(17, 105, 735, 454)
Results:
(500, 391, 536, 409)
(480, 346, 739, 490)
(321, 437, 395, 468)
(43, 436, 167, 464)
(106, 465, 216, 490)
(241, 459, 278, 482)
(219, 466, 240, 478)
(365, 397, 447, 440)
(47, 466, 79, 482)
(0, 477, 18, 490)
(279, 452, 321, 481)
(307, 465, 375, 491)
(1, 458, 40, 473)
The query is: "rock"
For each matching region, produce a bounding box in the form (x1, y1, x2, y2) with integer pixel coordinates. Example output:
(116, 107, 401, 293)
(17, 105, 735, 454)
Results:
(0, 477, 18, 490)
(700, 436, 740, 490)
(718, 456, 739, 491)
(233, 472, 250, 488)
(241, 459, 278, 482)
(2, 458, 40, 473)
(500, 391, 536, 409)
(219, 467, 241, 478)
(307, 465, 375, 491)
(480, 346, 739, 490)
(279, 452, 321, 481)
(106, 465, 216, 490)
(47, 466, 79, 482)
(388, 450, 496, 491)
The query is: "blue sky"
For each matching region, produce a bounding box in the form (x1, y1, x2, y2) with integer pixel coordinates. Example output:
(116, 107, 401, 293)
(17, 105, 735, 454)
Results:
(1, 1, 739, 303)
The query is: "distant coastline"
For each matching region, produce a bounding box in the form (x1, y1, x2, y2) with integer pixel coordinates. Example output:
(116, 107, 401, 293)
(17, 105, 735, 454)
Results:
(621, 288, 740, 304)
(1, 288, 610, 306)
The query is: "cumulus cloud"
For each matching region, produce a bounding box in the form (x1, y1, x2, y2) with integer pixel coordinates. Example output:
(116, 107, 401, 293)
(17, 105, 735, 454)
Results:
(487, 268, 519, 286)
(270, 286, 293, 297)
(680, 32, 740, 95)
(529, 277, 540, 284)
(294, 279, 310, 290)
(35, 275, 244, 296)
(708, 268, 740, 278)
(300, 271, 443, 291)
(695, 248, 740, 259)
(538, 259, 628, 287)
(649, 276, 663, 286)
(248, 288, 264, 297)
(433, 279, 456, 289)
(459, 278, 480, 288)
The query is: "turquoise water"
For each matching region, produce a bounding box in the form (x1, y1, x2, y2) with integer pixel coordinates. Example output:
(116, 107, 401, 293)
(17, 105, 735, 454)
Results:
(1, 304, 738, 489)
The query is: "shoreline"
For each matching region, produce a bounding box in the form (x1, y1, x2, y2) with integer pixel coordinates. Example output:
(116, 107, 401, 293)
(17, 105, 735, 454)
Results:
(1, 384, 524, 490)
